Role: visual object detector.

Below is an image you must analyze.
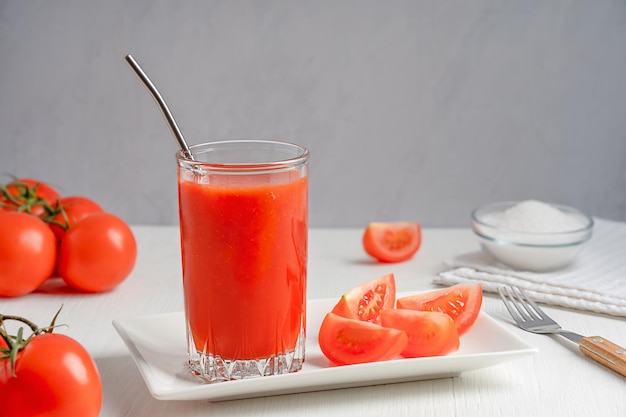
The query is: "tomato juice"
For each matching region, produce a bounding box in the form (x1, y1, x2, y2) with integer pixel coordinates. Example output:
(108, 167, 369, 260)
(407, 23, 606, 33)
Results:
(176, 140, 309, 380)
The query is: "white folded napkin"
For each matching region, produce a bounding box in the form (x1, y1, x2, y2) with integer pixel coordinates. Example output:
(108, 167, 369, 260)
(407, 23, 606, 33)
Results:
(435, 218, 626, 318)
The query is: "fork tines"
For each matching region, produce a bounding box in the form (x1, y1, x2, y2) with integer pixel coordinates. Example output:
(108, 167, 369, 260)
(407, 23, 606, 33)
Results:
(497, 286, 548, 324)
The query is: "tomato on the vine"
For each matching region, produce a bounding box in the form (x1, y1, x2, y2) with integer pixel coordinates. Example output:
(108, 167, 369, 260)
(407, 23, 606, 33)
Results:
(0, 178, 60, 216)
(0, 311, 102, 417)
(57, 212, 137, 292)
(0, 176, 137, 295)
(0, 212, 56, 297)
(48, 196, 104, 241)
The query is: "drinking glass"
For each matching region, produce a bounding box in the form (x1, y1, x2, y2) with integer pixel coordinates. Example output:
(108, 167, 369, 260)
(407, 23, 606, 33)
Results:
(176, 140, 309, 382)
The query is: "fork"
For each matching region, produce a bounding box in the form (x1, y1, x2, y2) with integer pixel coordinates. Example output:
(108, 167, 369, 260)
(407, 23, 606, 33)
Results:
(498, 285, 626, 377)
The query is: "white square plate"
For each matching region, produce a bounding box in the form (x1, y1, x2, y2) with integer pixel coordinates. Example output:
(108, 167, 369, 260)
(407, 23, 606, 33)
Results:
(113, 294, 536, 401)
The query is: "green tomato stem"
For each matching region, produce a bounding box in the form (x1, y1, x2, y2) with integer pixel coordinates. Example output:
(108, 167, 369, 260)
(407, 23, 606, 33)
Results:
(0, 306, 64, 377)
(0, 180, 63, 224)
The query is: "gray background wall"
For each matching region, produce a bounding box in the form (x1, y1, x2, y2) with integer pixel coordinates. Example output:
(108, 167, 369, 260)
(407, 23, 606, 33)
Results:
(1, 0, 625, 227)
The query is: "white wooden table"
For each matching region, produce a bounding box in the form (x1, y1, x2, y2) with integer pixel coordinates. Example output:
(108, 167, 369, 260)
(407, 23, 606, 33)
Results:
(3, 226, 625, 416)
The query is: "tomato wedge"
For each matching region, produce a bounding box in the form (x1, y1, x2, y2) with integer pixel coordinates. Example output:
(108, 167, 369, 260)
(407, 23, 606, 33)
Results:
(396, 282, 483, 335)
(318, 312, 408, 365)
(363, 222, 421, 263)
(331, 273, 396, 324)
(380, 309, 459, 358)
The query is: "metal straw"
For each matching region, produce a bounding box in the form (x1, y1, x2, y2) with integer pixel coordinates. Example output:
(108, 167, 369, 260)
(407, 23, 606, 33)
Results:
(124, 54, 194, 160)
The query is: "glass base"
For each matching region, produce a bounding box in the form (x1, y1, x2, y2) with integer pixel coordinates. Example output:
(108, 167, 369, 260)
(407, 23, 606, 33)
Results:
(188, 330, 305, 383)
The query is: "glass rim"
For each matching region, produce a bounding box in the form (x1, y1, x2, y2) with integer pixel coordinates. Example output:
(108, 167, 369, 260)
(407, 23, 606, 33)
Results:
(176, 140, 309, 172)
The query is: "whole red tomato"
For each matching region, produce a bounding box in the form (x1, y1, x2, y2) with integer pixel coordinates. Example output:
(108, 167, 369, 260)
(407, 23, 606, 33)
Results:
(0, 212, 56, 297)
(48, 196, 104, 241)
(57, 212, 137, 292)
(0, 316, 102, 417)
(0, 178, 60, 216)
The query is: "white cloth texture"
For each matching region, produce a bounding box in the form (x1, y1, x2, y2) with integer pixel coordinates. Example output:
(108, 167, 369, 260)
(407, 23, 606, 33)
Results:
(436, 218, 626, 318)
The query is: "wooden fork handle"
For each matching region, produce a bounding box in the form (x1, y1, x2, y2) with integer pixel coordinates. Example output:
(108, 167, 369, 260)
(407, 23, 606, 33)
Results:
(579, 336, 626, 377)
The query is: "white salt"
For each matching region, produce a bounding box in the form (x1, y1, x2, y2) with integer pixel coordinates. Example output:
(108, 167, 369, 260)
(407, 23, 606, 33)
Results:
(483, 200, 586, 233)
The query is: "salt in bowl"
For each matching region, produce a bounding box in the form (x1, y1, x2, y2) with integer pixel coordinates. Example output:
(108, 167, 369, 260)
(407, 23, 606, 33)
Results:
(471, 200, 594, 272)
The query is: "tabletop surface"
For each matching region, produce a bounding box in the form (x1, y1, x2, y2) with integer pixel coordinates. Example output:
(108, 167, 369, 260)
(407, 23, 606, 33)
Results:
(3, 226, 625, 416)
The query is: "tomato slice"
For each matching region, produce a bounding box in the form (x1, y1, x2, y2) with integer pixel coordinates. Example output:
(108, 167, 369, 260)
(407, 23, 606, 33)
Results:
(331, 273, 396, 324)
(396, 283, 483, 335)
(380, 309, 459, 358)
(318, 312, 408, 365)
(362, 222, 421, 263)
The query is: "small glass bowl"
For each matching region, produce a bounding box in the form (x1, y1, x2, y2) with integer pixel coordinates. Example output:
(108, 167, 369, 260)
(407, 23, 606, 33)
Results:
(471, 201, 594, 272)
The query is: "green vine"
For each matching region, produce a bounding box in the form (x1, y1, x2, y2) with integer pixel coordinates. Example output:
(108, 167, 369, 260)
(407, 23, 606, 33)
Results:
(0, 178, 69, 231)
(0, 306, 64, 377)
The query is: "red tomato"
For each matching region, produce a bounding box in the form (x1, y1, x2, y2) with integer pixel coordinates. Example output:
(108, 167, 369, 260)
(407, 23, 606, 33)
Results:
(48, 196, 104, 241)
(0, 333, 102, 417)
(0, 212, 56, 297)
(362, 222, 421, 263)
(380, 309, 460, 358)
(331, 273, 396, 324)
(57, 212, 137, 292)
(0, 178, 60, 216)
(396, 283, 483, 335)
(318, 312, 408, 365)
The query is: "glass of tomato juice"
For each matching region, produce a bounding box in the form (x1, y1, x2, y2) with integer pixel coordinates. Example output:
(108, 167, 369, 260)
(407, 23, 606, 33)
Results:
(176, 140, 309, 382)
